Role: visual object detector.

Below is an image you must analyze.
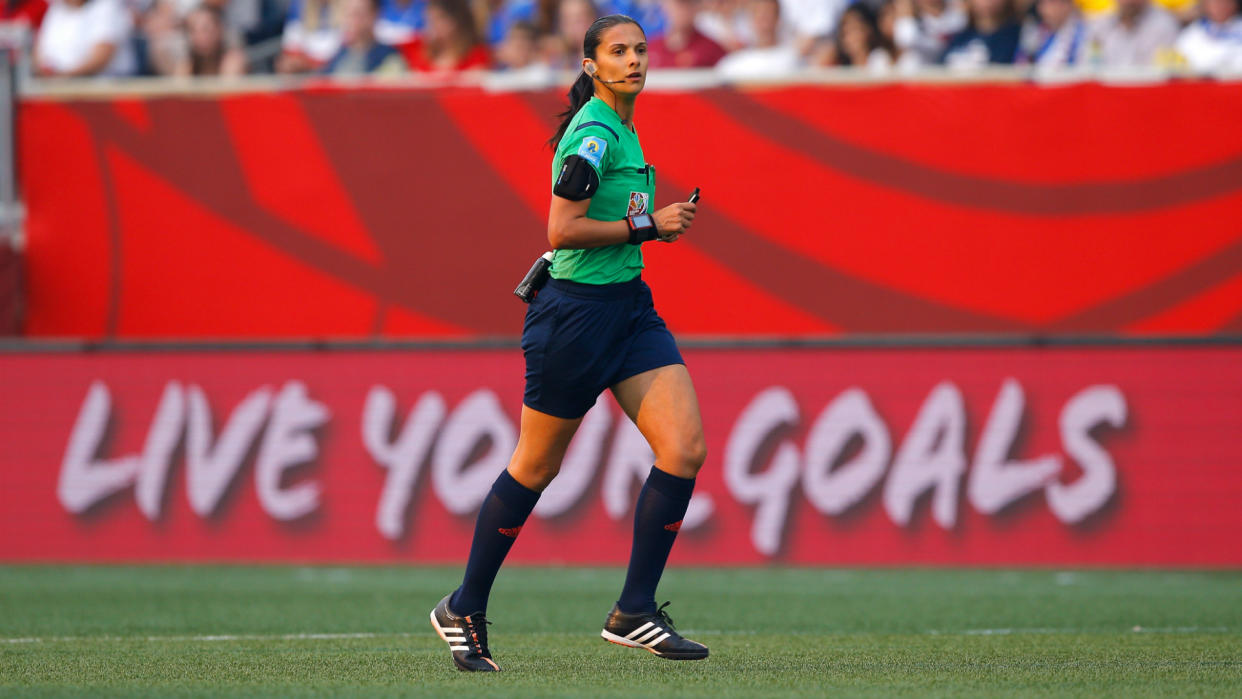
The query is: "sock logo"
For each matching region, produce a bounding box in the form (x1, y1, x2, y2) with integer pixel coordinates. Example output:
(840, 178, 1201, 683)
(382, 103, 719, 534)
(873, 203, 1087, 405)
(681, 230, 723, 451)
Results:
(498, 526, 523, 538)
(663, 520, 682, 532)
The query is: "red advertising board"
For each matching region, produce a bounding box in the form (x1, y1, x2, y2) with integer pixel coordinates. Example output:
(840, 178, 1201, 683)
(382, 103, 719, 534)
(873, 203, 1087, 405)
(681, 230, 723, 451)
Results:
(1, 346, 1239, 565)
(18, 83, 1242, 340)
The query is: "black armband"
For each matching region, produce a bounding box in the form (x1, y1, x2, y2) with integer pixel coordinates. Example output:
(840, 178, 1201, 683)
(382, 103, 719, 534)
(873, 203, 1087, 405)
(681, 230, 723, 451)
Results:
(553, 154, 600, 201)
(626, 213, 658, 245)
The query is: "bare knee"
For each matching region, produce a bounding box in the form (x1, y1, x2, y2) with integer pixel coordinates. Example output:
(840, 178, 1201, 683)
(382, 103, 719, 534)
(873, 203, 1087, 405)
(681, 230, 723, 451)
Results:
(658, 435, 707, 479)
(508, 460, 561, 492)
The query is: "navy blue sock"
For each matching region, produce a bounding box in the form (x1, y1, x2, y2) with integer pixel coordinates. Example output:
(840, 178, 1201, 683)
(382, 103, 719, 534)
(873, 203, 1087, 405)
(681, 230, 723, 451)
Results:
(617, 466, 696, 615)
(450, 469, 540, 615)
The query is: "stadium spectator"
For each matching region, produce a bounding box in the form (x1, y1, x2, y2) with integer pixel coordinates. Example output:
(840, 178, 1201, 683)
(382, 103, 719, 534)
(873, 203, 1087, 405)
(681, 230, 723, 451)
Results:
(876, 0, 899, 51)
(322, 0, 408, 73)
(492, 19, 555, 87)
(495, 18, 553, 75)
(1078, 0, 1197, 24)
(780, 0, 846, 56)
(814, 1, 896, 69)
(1017, 0, 1089, 66)
(694, 0, 754, 50)
(183, 0, 286, 47)
(715, 0, 799, 77)
(488, 0, 529, 43)
(1175, 0, 1242, 71)
(647, 0, 726, 66)
(543, 0, 597, 68)
(137, 1, 183, 75)
(602, 0, 666, 37)
(136, 0, 281, 75)
(401, 0, 489, 71)
(495, 14, 531, 63)
(0, 0, 47, 28)
(941, 0, 1022, 67)
(175, 4, 247, 75)
(891, 0, 967, 67)
(486, 0, 557, 45)
(181, 0, 283, 74)
(277, 0, 344, 73)
(213, 0, 288, 51)
(376, 0, 425, 45)
(34, 0, 137, 77)
(1085, 0, 1179, 67)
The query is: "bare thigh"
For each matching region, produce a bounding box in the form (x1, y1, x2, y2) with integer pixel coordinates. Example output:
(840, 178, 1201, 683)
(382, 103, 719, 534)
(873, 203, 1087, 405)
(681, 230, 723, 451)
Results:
(610, 364, 707, 479)
(506, 405, 584, 491)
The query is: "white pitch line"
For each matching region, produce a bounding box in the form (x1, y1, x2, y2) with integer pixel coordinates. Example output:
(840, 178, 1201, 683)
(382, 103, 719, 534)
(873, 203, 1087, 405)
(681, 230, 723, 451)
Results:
(929, 626, 1231, 636)
(1128, 626, 1231, 634)
(4, 627, 1233, 644)
(2, 632, 418, 644)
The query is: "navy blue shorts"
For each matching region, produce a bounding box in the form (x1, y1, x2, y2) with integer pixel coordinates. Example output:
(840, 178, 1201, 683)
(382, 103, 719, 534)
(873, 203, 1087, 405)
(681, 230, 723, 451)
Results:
(522, 276, 684, 419)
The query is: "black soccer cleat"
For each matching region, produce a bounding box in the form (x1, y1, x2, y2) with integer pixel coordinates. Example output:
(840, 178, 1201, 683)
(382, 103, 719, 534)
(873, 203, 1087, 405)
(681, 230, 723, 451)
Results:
(601, 601, 709, 660)
(430, 594, 502, 672)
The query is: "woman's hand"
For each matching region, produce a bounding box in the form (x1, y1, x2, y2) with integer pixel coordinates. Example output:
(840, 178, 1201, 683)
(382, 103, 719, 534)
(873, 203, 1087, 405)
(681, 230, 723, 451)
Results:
(653, 202, 696, 243)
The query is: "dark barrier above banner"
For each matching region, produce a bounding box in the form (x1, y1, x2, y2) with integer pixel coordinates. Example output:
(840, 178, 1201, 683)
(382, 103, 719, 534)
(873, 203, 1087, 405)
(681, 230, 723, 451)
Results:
(18, 83, 1242, 339)
(0, 239, 18, 335)
(1, 345, 1239, 565)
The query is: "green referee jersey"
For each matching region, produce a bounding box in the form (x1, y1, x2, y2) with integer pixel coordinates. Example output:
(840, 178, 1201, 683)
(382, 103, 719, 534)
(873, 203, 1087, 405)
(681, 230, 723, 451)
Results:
(550, 97, 655, 285)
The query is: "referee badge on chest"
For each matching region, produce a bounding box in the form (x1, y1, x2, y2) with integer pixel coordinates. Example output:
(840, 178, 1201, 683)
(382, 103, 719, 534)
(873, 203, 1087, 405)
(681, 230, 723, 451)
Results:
(627, 191, 649, 215)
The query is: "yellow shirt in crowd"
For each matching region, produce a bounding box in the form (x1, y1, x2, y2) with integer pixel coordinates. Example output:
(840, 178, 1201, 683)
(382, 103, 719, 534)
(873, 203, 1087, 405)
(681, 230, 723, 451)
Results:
(1077, 0, 1195, 16)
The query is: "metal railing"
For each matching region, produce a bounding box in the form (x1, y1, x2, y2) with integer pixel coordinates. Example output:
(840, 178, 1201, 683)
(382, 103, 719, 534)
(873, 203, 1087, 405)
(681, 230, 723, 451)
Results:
(0, 49, 20, 251)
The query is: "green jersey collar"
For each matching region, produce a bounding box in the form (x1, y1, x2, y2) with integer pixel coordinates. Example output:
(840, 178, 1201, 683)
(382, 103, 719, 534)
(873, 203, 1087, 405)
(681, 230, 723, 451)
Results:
(588, 96, 634, 133)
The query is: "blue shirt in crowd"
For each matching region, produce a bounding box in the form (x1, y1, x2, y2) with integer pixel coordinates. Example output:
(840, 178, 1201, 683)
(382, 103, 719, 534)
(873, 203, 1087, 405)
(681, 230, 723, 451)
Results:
(942, 22, 1022, 65)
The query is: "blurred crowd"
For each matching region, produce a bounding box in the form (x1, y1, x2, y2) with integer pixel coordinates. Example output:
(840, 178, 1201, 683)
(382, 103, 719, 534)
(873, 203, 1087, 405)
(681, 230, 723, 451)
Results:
(1, 0, 1240, 80)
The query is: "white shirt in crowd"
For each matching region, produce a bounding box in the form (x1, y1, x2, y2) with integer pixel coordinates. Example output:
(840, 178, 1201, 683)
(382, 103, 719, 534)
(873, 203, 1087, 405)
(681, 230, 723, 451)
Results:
(696, 7, 758, 48)
(893, 4, 968, 67)
(863, 47, 897, 73)
(716, 43, 800, 78)
(375, 21, 417, 47)
(35, 0, 137, 77)
(282, 5, 344, 64)
(779, 0, 847, 39)
(1087, 4, 1179, 67)
(1175, 17, 1242, 73)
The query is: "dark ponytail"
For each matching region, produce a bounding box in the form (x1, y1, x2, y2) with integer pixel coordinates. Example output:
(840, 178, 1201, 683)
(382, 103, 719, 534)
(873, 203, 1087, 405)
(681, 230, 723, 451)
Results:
(549, 72, 596, 150)
(548, 13, 643, 149)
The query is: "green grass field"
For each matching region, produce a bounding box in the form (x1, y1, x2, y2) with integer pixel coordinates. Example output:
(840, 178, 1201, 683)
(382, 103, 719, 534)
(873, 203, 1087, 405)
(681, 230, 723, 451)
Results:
(1, 566, 1239, 697)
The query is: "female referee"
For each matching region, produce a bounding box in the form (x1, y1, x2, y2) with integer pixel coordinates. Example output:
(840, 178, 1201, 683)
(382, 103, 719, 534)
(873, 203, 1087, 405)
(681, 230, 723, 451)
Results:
(430, 14, 707, 672)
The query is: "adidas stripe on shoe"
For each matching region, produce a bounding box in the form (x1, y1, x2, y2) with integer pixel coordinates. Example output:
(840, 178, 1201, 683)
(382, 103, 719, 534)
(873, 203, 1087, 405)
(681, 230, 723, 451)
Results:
(601, 601, 709, 660)
(430, 593, 502, 672)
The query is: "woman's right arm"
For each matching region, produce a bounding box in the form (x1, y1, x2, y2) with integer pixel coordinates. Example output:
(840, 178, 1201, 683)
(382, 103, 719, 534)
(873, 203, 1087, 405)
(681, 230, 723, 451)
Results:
(547, 196, 697, 250)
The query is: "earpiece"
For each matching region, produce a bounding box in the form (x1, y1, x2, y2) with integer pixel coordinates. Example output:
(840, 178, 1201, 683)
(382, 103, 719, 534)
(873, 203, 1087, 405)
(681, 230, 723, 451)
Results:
(585, 61, 626, 84)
